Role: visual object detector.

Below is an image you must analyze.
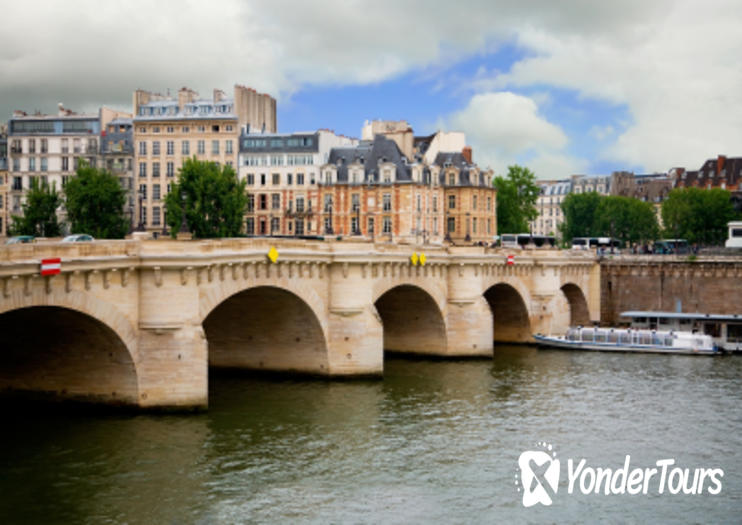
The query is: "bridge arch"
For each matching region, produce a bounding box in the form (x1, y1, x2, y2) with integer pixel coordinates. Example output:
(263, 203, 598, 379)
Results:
(0, 303, 139, 405)
(373, 283, 448, 355)
(202, 284, 330, 375)
(483, 280, 532, 343)
(560, 282, 591, 327)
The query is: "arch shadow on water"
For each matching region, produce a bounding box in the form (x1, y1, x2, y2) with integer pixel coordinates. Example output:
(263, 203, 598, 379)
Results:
(484, 283, 531, 343)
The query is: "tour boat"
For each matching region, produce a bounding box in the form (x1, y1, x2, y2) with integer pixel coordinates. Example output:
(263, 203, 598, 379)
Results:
(533, 326, 718, 355)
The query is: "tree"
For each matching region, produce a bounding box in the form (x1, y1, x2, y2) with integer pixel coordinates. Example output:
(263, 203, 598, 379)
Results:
(165, 157, 247, 238)
(493, 165, 539, 233)
(559, 191, 601, 241)
(9, 179, 63, 237)
(64, 161, 129, 238)
(661, 187, 736, 245)
(593, 195, 658, 245)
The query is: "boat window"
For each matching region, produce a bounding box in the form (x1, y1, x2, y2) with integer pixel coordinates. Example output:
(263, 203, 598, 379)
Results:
(728, 324, 742, 343)
(704, 323, 721, 338)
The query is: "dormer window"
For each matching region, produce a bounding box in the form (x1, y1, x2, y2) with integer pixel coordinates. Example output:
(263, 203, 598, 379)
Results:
(383, 169, 391, 183)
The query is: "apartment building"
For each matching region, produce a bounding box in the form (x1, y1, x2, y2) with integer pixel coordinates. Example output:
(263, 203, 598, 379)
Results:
(100, 115, 135, 229)
(239, 129, 356, 236)
(531, 179, 570, 237)
(132, 85, 276, 230)
(316, 124, 496, 245)
(7, 105, 102, 227)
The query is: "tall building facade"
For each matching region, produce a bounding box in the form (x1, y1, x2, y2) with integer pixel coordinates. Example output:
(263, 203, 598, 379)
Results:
(316, 126, 496, 245)
(531, 179, 570, 237)
(100, 116, 135, 229)
(7, 105, 102, 228)
(239, 129, 356, 236)
(132, 85, 276, 230)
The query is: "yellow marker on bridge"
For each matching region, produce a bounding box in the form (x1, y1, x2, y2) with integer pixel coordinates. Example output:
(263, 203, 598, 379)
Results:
(267, 246, 279, 263)
(419, 253, 426, 266)
(410, 252, 419, 266)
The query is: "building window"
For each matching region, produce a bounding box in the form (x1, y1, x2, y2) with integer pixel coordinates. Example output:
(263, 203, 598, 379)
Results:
(433, 196, 438, 212)
(153, 184, 161, 201)
(447, 217, 456, 233)
(473, 195, 477, 210)
(12, 176, 22, 190)
(272, 173, 280, 185)
(287, 173, 293, 185)
(259, 194, 267, 210)
(152, 141, 160, 155)
(28, 157, 35, 172)
(472, 217, 477, 233)
(152, 162, 160, 177)
(139, 162, 147, 177)
(383, 216, 392, 234)
(226, 140, 233, 154)
(62, 157, 69, 172)
(41, 139, 48, 153)
(296, 197, 305, 212)
(73, 138, 81, 154)
(212, 140, 219, 154)
(487, 218, 492, 234)
(297, 173, 304, 185)
(382, 193, 391, 211)
(324, 217, 332, 233)
(139, 183, 147, 200)
(246, 217, 254, 235)
(295, 219, 304, 236)
(416, 194, 421, 212)
(270, 217, 279, 233)
(352, 193, 360, 211)
(61, 138, 69, 153)
(272, 194, 280, 209)
(449, 174, 455, 186)
(259, 218, 267, 235)
(197, 140, 205, 154)
(260, 174, 266, 186)
(166, 141, 174, 155)
(247, 194, 255, 212)
(167, 162, 174, 177)
(139, 141, 147, 155)
(383, 169, 391, 183)
(433, 217, 438, 234)
(40, 157, 48, 171)
(351, 216, 359, 234)
(247, 174, 255, 185)
(368, 217, 374, 234)
(182, 140, 190, 155)
(28, 139, 35, 153)
(448, 195, 456, 209)
(487, 196, 491, 211)
(152, 206, 161, 226)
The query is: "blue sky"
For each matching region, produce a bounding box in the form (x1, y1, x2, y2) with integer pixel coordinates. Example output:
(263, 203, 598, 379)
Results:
(2, 1, 741, 179)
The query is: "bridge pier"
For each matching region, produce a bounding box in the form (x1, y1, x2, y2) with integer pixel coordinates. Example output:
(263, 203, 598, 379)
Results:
(446, 262, 494, 357)
(326, 264, 384, 376)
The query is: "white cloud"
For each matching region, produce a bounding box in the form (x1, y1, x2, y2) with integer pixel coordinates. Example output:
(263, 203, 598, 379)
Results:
(443, 91, 586, 178)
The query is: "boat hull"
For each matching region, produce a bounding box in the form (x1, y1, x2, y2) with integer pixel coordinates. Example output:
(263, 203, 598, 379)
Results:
(533, 334, 719, 356)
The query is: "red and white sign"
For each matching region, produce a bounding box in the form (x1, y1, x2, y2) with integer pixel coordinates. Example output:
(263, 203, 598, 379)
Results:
(40, 258, 61, 276)
(506, 254, 515, 266)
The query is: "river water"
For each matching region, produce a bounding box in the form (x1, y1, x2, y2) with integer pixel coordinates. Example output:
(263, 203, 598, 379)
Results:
(0, 346, 740, 524)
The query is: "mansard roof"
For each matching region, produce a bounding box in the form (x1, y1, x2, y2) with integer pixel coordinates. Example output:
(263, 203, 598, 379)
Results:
(326, 135, 412, 183)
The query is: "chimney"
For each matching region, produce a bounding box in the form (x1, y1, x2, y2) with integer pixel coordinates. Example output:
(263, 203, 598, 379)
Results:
(213, 88, 226, 102)
(462, 146, 472, 164)
(58, 103, 65, 116)
(717, 155, 726, 175)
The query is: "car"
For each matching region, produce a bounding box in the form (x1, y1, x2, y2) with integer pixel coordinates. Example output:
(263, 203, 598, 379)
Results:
(5, 235, 35, 244)
(61, 234, 95, 243)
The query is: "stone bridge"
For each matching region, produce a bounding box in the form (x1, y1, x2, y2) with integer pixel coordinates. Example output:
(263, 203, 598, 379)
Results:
(0, 239, 599, 409)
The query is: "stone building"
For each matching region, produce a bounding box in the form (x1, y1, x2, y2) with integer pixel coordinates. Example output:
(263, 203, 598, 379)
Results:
(239, 129, 356, 236)
(7, 105, 103, 228)
(316, 126, 496, 245)
(531, 179, 570, 237)
(100, 115, 135, 230)
(132, 85, 276, 230)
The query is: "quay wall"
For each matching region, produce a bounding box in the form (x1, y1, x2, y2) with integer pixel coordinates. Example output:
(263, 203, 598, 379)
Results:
(600, 256, 742, 325)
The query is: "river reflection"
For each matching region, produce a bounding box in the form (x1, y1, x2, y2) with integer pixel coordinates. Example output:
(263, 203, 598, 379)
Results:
(0, 346, 740, 523)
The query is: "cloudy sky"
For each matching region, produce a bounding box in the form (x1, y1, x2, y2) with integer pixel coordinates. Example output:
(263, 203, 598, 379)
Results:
(2, 0, 741, 178)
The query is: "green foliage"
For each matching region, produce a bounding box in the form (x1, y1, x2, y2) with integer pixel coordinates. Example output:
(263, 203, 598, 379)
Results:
(64, 161, 129, 239)
(9, 178, 63, 237)
(661, 187, 736, 245)
(559, 192, 602, 240)
(165, 157, 247, 238)
(493, 165, 539, 234)
(560, 192, 659, 244)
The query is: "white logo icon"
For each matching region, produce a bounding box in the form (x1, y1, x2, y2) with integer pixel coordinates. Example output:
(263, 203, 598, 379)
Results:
(516, 442, 560, 507)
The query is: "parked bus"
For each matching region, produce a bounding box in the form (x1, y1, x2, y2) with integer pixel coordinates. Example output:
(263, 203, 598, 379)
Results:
(571, 237, 622, 253)
(500, 233, 556, 249)
(654, 239, 689, 255)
